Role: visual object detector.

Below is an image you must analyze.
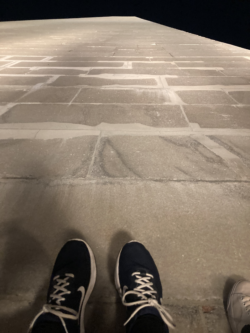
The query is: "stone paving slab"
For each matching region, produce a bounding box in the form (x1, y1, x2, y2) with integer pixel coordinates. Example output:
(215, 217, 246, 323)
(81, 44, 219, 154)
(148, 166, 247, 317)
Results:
(0, 89, 28, 103)
(181, 69, 225, 76)
(0, 104, 188, 127)
(0, 68, 33, 74)
(44, 56, 160, 61)
(91, 136, 248, 180)
(8, 56, 46, 61)
(12, 61, 126, 68)
(0, 137, 97, 179)
(88, 68, 185, 75)
(221, 68, 250, 76)
(0, 76, 51, 86)
(166, 77, 250, 86)
(74, 88, 171, 104)
(50, 76, 158, 87)
(175, 61, 250, 68)
(19, 87, 79, 103)
(228, 91, 250, 104)
(132, 62, 178, 69)
(176, 91, 236, 105)
(1, 16, 250, 333)
(184, 105, 250, 128)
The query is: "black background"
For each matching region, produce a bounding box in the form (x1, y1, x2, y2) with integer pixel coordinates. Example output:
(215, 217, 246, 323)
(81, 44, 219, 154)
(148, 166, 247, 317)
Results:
(1, 0, 250, 49)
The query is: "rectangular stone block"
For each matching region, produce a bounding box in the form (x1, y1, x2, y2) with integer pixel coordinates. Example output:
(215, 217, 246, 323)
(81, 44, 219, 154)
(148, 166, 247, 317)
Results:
(176, 91, 236, 104)
(91, 136, 242, 180)
(27, 68, 88, 75)
(88, 68, 185, 75)
(9, 56, 46, 60)
(0, 68, 31, 74)
(228, 91, 250, 104)
(221, 68, 250, 76)
(176, 61, 250, 68)
(0, 136, 97, 178)
(74, 88, 171, 104)
(0, 89, 28, 103)
(181, 69, 225, 76)
(53, 56, 153, 61)
(19, 87, 79, 103)
(166, 77, 250, 86)
(0, 61, 12, 67)
(12, 61, 125, 68)
(50, 76, 157, 87)
(0, 104, 188, 127)
(132, 62, 177, 69)
(184, 105, 250, 128)
(0, 76, 50, 86)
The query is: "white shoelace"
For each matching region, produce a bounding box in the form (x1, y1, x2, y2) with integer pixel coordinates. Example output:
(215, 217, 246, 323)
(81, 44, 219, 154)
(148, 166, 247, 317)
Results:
(122, 272, 176, 329)
(242, 296, 250, 314)
(40, 274, 77, 333)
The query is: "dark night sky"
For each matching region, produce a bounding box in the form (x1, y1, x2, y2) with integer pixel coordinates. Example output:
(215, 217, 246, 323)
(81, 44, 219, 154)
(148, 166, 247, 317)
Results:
(1, 0, 250, 49)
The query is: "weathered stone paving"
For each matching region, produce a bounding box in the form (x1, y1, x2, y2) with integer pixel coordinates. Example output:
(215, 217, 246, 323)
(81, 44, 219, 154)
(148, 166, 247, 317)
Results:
(0, 16, 250, 333)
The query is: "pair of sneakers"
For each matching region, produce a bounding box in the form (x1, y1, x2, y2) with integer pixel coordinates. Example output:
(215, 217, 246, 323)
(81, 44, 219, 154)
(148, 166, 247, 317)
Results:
(28, 239, 250, 333)
(28, 239, 175, 333)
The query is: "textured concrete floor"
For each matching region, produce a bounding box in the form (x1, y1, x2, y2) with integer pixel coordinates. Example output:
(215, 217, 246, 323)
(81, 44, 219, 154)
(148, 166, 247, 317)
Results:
(0, 16, 250, 333)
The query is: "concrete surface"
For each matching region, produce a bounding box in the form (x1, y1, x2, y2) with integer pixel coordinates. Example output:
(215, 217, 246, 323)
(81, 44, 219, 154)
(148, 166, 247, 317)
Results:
(0, 16, 250, 333)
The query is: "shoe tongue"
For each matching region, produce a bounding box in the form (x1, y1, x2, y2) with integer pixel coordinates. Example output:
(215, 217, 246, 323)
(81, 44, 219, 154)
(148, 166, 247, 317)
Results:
(35, 312, 62, 325)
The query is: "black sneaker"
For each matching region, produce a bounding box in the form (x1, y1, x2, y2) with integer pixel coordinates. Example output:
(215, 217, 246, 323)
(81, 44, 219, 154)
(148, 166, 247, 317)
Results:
(115, 240, 175, 332)
(29, 239, 96, 333)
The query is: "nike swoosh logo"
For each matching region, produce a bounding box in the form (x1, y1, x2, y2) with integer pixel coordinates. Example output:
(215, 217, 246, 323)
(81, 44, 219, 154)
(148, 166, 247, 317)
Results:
(77, 286, 86, 322)
(123, 285, 128, 295)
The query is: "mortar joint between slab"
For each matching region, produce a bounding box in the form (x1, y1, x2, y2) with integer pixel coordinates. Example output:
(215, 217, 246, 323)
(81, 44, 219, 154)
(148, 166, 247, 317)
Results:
(86, 132, 102, 178)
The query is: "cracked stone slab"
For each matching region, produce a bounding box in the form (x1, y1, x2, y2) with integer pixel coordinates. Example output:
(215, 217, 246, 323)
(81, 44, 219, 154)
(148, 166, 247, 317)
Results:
(0, 136, 97, 179)
(0, 104, 188, 127)
(208, 136, 250, 168)
(91, 136, 247, 180)
(184, 105, 250, 128)
(74, 88, 171, 104)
